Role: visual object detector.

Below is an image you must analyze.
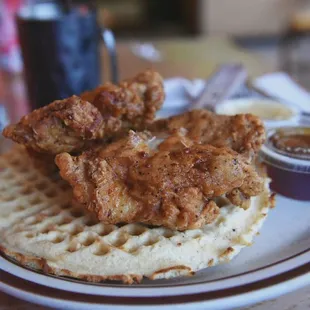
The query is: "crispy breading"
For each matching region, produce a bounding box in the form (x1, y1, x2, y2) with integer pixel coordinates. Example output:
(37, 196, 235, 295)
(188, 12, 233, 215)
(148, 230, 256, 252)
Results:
(121, 69, 165, 123)
(55, 131, 264, 230)
(150, 110, 265, 160)
(81, 69, 164, 127)
(3, 70, 165, 170)
(3, 96, 105, 154)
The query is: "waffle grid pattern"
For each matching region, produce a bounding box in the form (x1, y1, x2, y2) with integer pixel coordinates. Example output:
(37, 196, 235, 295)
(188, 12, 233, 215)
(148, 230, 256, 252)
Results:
(0, 146, 271, 284)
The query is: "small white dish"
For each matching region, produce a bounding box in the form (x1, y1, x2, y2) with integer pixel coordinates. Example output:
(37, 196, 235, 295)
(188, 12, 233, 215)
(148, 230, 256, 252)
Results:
(162, 80, 301, 128)
(215, 98, 300, 128)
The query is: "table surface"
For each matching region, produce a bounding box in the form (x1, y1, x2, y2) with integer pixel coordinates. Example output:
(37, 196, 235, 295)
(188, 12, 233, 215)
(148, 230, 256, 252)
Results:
(0, 36, 309, 310)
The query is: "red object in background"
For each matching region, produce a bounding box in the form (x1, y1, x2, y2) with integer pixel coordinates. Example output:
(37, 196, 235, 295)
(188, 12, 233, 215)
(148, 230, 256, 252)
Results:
(0, 0, 29, 127)
(0, 71, 29, 124)
(0, 0, 23, 73)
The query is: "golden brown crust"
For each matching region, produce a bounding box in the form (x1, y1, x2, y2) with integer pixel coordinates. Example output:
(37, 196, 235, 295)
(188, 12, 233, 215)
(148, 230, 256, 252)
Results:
(3, 72, 164, 155)
(219, 247, 235, 263)
(122, 69, 165, 124)
(0, 245, 198, 284)
(3, 96, 104, 154)
(0, 244, 194, 284)
(0, 245, 143, 284)
(85, 70, 165, 129)
(0, 145, 272, 285)
(269, 192, 276, 209)
(3, 70, 165, 172)
(149, 265, 194, 280)
(150, 110, 266, 160)
(55, 131, 264, 231)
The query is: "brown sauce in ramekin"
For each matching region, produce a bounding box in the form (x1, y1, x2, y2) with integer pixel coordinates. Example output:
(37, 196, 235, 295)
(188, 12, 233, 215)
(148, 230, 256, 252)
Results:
(260, 127, 310, 200)
(270, 129, 310, 160)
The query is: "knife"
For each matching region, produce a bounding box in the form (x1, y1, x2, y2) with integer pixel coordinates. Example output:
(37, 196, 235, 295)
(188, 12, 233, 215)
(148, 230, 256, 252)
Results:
(190, 64, 248, 111)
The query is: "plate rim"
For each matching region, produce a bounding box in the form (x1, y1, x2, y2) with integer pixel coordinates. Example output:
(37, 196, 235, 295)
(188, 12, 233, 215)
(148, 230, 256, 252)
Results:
(0, 247, 309, 297)
(0, 265, 309, 310)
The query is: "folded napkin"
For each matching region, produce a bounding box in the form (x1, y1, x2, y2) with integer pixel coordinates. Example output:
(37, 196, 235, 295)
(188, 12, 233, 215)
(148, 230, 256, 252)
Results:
(162, 77, 260, 111)
(163, 72, 310, 115)
(253, 72, 310, 113)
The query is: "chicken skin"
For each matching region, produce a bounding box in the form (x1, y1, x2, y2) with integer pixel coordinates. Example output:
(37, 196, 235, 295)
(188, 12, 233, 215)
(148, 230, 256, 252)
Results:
(81, 70, 164, 127)
(55, 131, 264, 231)
(3, 96, 104, 154)
(150, 110, 265, 160)
(3, 70, 165, 156)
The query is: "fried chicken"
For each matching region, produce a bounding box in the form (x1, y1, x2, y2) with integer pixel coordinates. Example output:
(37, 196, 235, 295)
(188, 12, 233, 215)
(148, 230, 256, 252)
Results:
(149, 110, 265, 160)
(55, 131, 264, 231)
(81, 69, 164, 128)
(3, 70, 164, 161)
(3, 96, 105, 154)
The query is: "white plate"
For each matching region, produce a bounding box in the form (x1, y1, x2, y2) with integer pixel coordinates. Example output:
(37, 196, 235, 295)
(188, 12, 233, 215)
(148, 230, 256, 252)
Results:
(1, 80, 310, 308)
(1, 194, 310, 309)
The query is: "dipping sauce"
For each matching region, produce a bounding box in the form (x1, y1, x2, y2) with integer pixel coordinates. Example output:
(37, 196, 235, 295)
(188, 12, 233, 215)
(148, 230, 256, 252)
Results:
(215, 99, 299, 127)
(260, 127, 310, 201)
(270, 128, 310, 160)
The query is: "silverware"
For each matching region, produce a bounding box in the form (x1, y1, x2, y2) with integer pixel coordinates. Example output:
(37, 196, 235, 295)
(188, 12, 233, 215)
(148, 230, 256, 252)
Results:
(190, 64, 247, 111)
(102, 28, 119, 84)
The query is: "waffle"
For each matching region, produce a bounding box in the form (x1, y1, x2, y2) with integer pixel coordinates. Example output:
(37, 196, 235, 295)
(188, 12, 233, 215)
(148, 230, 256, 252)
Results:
(0, 146, 273, 284)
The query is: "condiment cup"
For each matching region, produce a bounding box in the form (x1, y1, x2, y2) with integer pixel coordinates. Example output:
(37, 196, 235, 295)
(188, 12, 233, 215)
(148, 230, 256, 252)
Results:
(215, 98, 300, 128)
(260, 127, 310, 200)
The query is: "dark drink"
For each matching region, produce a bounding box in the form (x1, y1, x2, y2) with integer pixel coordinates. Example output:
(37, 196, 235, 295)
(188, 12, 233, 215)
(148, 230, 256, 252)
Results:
(16, 1, 101, 110)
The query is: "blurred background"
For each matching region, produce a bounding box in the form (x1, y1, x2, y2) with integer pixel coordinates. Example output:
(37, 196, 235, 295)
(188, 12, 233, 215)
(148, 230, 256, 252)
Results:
(1, 0, 310, 121)
(96, 0, 310, 89)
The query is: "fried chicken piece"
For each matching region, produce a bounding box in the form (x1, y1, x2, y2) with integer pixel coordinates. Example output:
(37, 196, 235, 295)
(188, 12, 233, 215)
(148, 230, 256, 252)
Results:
(226, 163, 266, 209)
(149, 110, 265, 160)
(4, 70, 164, 156)
(3, 96, 105, 154)
(122, 69, 165, 124)
(81, 69, 164, 128)
(55, 131, 264, 230)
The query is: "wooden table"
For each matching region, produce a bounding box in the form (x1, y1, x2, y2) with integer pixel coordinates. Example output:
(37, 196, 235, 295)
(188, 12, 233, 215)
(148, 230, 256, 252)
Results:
(102, 37, 269, 81)
(0, 36, 309, 310)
